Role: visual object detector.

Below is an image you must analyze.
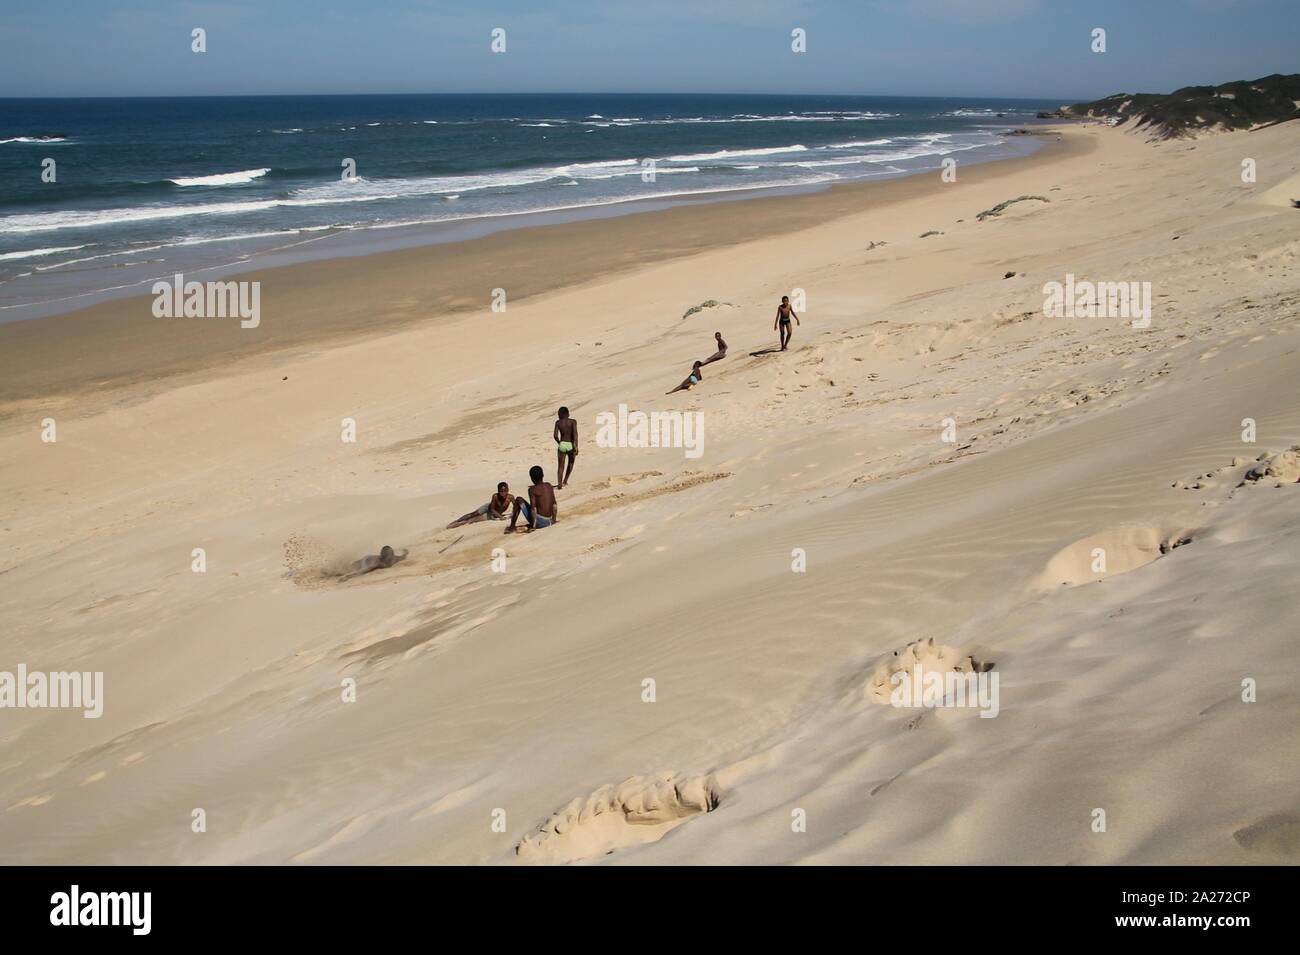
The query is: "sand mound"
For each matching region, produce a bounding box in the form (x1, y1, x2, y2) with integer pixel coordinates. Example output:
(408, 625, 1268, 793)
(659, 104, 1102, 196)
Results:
(1243, 446, 1300, 485)
(1033, 525, 1192, 591)
(1256, 171, 1300, 209)
(516, 772, 720, 863)
(867, 637, 991, 706)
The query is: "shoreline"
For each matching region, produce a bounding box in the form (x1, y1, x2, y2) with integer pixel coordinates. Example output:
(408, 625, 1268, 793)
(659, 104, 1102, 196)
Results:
(0, 130, 1047, 325)
(0, 128, 1079, 409)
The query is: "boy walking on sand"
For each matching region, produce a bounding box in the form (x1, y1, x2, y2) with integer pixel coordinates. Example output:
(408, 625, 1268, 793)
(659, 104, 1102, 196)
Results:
(554, 406, 578, 489)
(506, 466, 558, 533)
(774, 295, 799, 351)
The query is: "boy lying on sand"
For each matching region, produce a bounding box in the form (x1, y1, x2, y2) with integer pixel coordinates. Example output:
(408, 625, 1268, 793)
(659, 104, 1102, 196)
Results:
(447, 482, 514, 528)
(667, 361, 704, 395)
(506, 466, 558, 533)
(341, 545, 408, 580)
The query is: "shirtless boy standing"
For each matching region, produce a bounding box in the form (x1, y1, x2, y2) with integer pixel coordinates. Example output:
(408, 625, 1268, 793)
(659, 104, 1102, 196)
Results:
(774, 295, 799, 351)
(554, 407, 578, 490)
(506, 466, 558, 533)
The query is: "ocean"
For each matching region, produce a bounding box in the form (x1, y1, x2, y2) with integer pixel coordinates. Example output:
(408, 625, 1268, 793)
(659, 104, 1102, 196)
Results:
(0, 93, 1063, 320)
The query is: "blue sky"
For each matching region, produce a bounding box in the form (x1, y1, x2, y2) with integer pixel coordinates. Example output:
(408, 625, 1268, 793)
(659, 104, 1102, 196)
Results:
(1, 0, 1295, 100)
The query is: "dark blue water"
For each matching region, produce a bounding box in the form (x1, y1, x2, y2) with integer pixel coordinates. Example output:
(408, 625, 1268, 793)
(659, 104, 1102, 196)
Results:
(0, 94, 1060, 318)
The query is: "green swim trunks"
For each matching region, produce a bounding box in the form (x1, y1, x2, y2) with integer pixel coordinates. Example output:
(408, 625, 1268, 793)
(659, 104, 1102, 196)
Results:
(558, 441, 574, 454)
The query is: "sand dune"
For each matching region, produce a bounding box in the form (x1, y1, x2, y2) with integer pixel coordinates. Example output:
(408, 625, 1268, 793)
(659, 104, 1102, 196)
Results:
(0, 122, 1297, 864)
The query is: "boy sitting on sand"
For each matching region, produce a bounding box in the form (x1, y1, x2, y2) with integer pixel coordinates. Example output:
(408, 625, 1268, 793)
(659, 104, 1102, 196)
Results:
(447, 482, 514, 528)
(700, 331, 727, 365)
(506, 466, 558, 533)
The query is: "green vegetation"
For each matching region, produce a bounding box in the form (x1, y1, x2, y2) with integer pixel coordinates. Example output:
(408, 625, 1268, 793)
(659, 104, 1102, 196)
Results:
(976, 196, 1050, 221)
(682, 299, 731, 319)
(1067, 73, 1300, 140)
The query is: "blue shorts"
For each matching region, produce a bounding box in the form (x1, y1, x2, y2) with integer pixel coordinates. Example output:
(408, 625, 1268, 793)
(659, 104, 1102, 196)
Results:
(520, 503, 552, 529)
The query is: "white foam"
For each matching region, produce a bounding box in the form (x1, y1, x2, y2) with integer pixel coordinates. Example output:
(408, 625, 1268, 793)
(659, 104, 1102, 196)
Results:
(169, 168, 271, 187)
(662, 144, 808, 162)
(819, 138, 893, 149)
(558, 159, 638, 171)
(0, 200, 282, 234)
(0, 136, 70, 145)
(0, 244, 90, 261)
(34, 246, 166, 270)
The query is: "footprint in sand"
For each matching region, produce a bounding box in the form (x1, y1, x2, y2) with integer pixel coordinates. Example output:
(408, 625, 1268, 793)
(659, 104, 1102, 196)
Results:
(588, 471, 663, 491)
(516, 772, 720, 863)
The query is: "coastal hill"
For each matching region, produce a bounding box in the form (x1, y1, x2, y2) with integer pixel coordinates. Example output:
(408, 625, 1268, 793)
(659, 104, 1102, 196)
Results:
(1045, 73, 1300, 139)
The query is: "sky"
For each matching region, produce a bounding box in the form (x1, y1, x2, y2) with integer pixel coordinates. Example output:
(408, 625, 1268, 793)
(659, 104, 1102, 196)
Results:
(1, 0, 1295, 101)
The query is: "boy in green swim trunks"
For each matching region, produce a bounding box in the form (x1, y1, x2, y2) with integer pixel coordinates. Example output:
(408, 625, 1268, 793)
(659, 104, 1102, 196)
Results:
(554, 406, 578, 490)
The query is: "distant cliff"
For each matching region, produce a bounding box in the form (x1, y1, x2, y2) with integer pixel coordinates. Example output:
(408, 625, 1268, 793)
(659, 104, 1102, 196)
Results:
(1054, 73, 1300, 140)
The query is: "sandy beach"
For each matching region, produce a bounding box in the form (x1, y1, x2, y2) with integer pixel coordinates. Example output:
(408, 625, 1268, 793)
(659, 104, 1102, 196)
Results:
(1, 120, 1298, 865)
